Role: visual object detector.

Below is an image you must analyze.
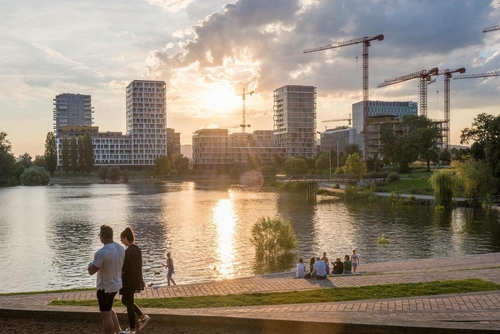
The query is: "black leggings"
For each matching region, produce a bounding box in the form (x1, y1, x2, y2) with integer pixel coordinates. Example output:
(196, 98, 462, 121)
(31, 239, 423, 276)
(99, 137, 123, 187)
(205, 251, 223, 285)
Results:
(121, 290, 143, 329)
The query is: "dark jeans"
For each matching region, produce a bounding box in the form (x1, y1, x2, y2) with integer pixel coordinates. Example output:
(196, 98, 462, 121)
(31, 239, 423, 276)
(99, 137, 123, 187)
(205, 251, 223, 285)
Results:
(121, 290, 143, 329)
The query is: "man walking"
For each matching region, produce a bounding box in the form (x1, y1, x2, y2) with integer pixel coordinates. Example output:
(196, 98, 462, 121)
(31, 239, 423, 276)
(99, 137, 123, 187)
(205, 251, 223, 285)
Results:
(88, 225, 125, 334)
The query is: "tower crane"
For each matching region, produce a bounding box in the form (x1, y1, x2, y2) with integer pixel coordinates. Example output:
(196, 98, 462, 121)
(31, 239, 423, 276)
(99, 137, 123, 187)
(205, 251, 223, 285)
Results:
(378, 67, 439, 116)
(236, 88, 254, 133)
(483, 25, 500, 33)
(322, 114, 352, 126)
(304, 34, 384, 159)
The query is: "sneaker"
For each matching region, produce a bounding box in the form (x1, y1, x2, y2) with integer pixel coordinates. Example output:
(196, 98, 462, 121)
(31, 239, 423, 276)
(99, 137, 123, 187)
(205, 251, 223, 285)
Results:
(119, 330, 136, 334)
(138, 315, 151, 331)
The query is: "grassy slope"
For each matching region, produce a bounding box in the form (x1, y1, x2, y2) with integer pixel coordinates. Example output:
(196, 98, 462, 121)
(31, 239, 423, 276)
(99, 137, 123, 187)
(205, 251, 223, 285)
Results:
(49, 279, 500, 309)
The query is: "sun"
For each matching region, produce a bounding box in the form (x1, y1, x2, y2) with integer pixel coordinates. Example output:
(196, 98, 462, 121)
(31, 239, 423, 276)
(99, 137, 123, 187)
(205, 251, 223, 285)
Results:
(202, 84, 241, 114)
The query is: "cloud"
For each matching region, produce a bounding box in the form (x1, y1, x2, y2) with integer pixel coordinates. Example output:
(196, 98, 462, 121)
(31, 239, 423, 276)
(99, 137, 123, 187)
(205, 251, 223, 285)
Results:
(147, 0, 195, 12)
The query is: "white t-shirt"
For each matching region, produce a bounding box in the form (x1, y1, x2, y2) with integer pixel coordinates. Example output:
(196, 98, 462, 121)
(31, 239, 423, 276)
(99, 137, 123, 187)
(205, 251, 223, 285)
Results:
(92, 242, 125, 293)
(296, 263, 306, 278)
(313, 260, 327, 277)
(351, 253, 359, 265)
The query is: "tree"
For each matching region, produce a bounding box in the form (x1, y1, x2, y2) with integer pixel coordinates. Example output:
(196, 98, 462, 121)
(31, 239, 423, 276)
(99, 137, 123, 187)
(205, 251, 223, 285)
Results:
(44, 132, 57, 176)
(106, 166, 121, 183)
(154, 156, 170, 175)
(461, 113, 500, 184)
(259, 164, 277, 177)
(83, 132, 94, 174)
(429, 171, 456, 209)
(314, 153, 329, 171)
(70, 136, 78, 174)
(121, 170, 130, 183)
(18, 153, 33, 169)
(61, 136, 70, 173)
(171, 153, 190, 175)
(33, 155, 46, 168)
(250, 216, 297, 259)
(453, 158, 495, 208)
(20, 166, 50, 186)
(439, 149, 451, 165)
(283, 157, 308, 176)
(344, 153, 367, 179)
(98, 166, 109, 182)
(77, 135, 85, 174)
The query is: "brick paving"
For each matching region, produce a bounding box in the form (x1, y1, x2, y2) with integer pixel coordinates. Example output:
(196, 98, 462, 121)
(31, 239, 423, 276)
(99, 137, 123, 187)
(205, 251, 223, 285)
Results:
(1, 252, 500, 331)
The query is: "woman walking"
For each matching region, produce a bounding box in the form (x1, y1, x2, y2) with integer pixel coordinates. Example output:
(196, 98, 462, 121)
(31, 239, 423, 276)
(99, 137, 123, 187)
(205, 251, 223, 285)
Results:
(119, 227, 150, 334)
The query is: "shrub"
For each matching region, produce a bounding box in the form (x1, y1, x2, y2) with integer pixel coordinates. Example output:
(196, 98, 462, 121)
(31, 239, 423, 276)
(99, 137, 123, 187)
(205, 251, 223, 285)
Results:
(106, 166, 121, 183)
(98, 166, 109, 182)
(250, 217, 297, 258)
(387, 172, 400, 183)
(20, 166, 50, 186)
(121, 170, 130, 183)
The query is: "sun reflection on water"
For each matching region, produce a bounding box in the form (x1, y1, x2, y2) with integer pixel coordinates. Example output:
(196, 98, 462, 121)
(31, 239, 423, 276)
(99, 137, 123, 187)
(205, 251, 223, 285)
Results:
(213, 191, 238, 279)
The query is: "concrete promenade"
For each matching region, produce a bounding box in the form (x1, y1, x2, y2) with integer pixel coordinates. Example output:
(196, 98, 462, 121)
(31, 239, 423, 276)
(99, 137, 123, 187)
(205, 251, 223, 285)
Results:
(1, 253, 500, 333)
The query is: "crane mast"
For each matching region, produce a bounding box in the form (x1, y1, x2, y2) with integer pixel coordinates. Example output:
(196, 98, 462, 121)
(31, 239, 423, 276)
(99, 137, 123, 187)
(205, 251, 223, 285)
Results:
(304, 34, 384, 159)
(237, 88, 254, 133)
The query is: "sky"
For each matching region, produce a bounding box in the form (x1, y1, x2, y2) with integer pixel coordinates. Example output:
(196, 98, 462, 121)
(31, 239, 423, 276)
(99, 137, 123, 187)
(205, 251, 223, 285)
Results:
(2, 0, 500, 157)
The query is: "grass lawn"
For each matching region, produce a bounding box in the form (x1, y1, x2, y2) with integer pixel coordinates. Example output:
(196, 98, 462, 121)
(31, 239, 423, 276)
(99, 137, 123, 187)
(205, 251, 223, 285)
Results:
(384, 178, 432, 195)
(49, 279, 499, 309)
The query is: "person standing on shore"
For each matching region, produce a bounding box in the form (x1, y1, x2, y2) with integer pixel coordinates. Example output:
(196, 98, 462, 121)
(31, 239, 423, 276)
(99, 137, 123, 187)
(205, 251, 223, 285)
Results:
(351, 249, 360, 273)
(119, 227, 151, 333)
(164, 252, 176, 286)
(88, 225, 125, 334)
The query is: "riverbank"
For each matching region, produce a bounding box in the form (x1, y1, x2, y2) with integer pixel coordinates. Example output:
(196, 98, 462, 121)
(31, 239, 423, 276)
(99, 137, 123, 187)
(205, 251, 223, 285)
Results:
(2, 253, 499, 333)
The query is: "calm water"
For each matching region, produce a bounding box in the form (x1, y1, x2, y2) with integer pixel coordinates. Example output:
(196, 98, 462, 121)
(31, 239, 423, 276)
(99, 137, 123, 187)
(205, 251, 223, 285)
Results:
(0, 182, 499, 293)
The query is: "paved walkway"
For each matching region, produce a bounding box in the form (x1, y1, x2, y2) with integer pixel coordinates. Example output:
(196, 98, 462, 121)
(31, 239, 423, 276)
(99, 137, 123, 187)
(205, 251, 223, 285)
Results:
(1, 253, 500, 332)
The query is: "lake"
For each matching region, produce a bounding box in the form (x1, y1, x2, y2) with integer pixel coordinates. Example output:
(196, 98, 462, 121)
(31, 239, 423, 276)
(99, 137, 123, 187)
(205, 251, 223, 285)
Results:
(0, 181, 499, 293)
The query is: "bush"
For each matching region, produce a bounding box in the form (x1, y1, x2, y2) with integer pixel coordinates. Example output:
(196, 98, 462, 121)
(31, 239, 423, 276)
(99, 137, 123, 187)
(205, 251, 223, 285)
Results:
(250, 217, 297, 258)
(20, 166, 50, 186)
(98, 166, 109, 182)
(387, 172, 400, 183)
(121, 170, 130, 183)
(106, 166, 121, 183)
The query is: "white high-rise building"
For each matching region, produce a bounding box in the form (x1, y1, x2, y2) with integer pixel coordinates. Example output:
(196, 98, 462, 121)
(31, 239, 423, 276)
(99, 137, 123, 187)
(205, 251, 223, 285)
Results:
(273, 85, 317, 158)
(126, 80, 167, 165)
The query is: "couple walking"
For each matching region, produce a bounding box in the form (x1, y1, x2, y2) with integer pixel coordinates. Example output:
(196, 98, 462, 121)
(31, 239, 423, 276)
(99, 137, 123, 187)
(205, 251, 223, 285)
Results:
(87, 225, 153, 334)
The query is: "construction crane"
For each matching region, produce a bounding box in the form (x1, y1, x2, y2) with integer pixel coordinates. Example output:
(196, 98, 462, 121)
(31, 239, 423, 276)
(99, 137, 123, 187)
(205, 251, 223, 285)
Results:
(304, 34, 384, 159)
(236, 88, 253, 133)
(322, 114, 352, 126)
(378, 67, 439, 116)
(431, 68, 466, 150)
(483, 25, 500, 33)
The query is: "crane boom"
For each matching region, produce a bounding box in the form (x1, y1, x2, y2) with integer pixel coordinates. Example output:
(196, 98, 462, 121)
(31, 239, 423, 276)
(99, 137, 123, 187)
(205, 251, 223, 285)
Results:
(303, 34, 384, 53)
(378, 67, 438, 117)
(483, 25, 500, 33)
(453, 71, 500, 79)
(304, 34, 384, 159)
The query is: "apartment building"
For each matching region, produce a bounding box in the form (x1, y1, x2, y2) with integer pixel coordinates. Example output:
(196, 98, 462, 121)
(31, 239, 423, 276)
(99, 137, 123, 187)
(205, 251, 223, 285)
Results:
(53, 94, 93, 134)
(126, 80, 167, 165)
(352, 100, 418, 158)
(166, 128, 181, 156)
(192, 129, 230, 170)
(273, 85, 317, 158)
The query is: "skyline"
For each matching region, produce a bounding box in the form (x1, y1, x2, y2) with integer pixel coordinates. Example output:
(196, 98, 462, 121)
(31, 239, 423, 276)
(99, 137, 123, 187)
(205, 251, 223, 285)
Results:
(2, 0, 500, 156)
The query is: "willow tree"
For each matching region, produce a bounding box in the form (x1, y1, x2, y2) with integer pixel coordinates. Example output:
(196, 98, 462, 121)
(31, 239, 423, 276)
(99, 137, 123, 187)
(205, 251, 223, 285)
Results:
(453, 158, 495, 208)
(428, 170, 456, 209)
(250, 217, 297, 259)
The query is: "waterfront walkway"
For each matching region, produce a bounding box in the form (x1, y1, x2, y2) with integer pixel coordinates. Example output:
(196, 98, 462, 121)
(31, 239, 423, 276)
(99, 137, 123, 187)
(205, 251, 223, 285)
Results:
(1, 253, 500, 333)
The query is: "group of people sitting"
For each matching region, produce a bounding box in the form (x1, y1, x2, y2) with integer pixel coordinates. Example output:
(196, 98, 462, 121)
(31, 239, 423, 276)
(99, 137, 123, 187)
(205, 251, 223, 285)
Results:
(296, 250, 359, 279)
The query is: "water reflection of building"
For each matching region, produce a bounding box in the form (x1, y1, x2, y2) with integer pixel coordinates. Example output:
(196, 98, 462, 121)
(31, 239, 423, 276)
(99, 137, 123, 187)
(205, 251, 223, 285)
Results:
(54, 80, 180, 169)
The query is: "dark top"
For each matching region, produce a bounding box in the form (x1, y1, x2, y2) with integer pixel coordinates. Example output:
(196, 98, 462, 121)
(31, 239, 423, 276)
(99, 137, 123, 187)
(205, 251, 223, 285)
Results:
(333, 260, 344, 274)
(121, 244, 143, 294)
